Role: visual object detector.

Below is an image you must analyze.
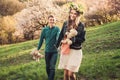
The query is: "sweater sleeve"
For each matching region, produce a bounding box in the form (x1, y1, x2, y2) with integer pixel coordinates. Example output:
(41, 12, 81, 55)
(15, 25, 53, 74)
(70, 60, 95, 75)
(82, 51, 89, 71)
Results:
(76, 30, 86, 43)
(56, 22, 66, 48)
(37, 29, 45, 50)
(76, 24, 86, 43)
(70, 23, 86, 44)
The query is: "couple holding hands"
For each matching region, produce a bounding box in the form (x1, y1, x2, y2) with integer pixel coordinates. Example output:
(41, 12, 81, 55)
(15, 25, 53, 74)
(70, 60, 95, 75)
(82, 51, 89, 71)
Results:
(37, 4, 86, 80)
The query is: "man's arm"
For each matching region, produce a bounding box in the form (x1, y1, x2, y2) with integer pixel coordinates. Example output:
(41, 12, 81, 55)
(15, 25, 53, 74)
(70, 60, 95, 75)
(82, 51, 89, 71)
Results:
(37, 29, 45, 50)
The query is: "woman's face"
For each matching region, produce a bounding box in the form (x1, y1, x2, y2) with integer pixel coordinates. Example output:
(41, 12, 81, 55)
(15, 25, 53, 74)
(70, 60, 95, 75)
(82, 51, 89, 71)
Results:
(69, 9, 78, 21)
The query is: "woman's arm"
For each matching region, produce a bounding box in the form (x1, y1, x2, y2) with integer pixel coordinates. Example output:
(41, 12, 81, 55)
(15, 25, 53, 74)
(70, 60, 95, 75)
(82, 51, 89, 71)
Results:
(71, 23, 86, 44)
(76, 30, 86, 43)
(56, 22, 66, 48)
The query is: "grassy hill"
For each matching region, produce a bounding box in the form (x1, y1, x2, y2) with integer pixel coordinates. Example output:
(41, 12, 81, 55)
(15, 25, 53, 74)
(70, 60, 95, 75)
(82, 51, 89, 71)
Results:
(0, 21, 120, 80)
(81, 21, 120, 80)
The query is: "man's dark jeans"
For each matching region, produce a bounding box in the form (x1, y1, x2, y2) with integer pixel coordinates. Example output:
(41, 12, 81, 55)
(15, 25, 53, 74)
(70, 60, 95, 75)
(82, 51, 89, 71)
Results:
(45, 52, 58, 80)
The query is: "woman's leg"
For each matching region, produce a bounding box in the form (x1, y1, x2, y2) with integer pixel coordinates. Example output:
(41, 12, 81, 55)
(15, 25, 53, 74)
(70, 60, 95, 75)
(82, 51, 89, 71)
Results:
(64, 69, 69, 80)
(68, 71, 76, 80)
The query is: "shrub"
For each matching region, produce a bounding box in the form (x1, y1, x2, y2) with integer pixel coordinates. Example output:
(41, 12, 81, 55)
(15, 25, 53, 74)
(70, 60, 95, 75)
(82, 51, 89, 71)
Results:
(0, 0, 25, 16)
(0, 16, 16, 44)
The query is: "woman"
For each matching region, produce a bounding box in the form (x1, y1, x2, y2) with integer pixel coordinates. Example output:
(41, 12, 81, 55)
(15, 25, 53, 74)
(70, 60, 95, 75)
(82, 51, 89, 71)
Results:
(37, 15, 60, 80)
(56, 4, 86, 80)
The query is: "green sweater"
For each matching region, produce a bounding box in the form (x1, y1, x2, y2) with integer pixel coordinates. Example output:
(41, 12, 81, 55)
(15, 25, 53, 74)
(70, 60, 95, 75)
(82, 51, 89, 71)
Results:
(37, 26, 60, 53)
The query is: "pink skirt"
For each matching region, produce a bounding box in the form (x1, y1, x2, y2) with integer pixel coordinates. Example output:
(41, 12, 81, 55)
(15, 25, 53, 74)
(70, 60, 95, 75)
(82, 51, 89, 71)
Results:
(58, 49, 83, 72)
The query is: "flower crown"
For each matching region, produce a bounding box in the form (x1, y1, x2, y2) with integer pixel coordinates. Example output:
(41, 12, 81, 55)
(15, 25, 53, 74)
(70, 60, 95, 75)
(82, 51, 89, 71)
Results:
(69, 3, 83, 14)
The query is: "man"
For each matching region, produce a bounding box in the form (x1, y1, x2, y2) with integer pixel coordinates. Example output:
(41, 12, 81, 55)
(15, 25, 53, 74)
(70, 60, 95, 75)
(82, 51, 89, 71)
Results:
(37, 15, 60, 80)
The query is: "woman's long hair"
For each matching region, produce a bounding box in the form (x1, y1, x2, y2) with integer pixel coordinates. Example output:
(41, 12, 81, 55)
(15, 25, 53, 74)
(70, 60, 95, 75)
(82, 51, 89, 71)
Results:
(67, 6, 81, 31)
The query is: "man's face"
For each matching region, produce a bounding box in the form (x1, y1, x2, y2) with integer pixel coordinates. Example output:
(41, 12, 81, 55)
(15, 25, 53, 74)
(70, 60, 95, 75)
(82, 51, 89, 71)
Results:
(48, 17, 55, 26)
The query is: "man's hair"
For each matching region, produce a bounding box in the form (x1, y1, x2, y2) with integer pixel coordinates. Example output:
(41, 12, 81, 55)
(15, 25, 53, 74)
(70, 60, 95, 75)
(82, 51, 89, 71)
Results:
(48, 15, 54, 19)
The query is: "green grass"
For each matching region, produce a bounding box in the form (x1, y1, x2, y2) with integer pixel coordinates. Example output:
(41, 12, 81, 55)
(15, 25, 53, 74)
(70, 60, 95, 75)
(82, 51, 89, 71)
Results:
(0, 21, 120, 80)
(80, 21, 120, 80)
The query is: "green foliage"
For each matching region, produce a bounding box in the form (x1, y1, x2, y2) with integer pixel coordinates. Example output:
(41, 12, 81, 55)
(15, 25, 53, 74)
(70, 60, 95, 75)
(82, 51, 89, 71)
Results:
(68, 2, 84, 14)
(0, 21, 120, 80)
